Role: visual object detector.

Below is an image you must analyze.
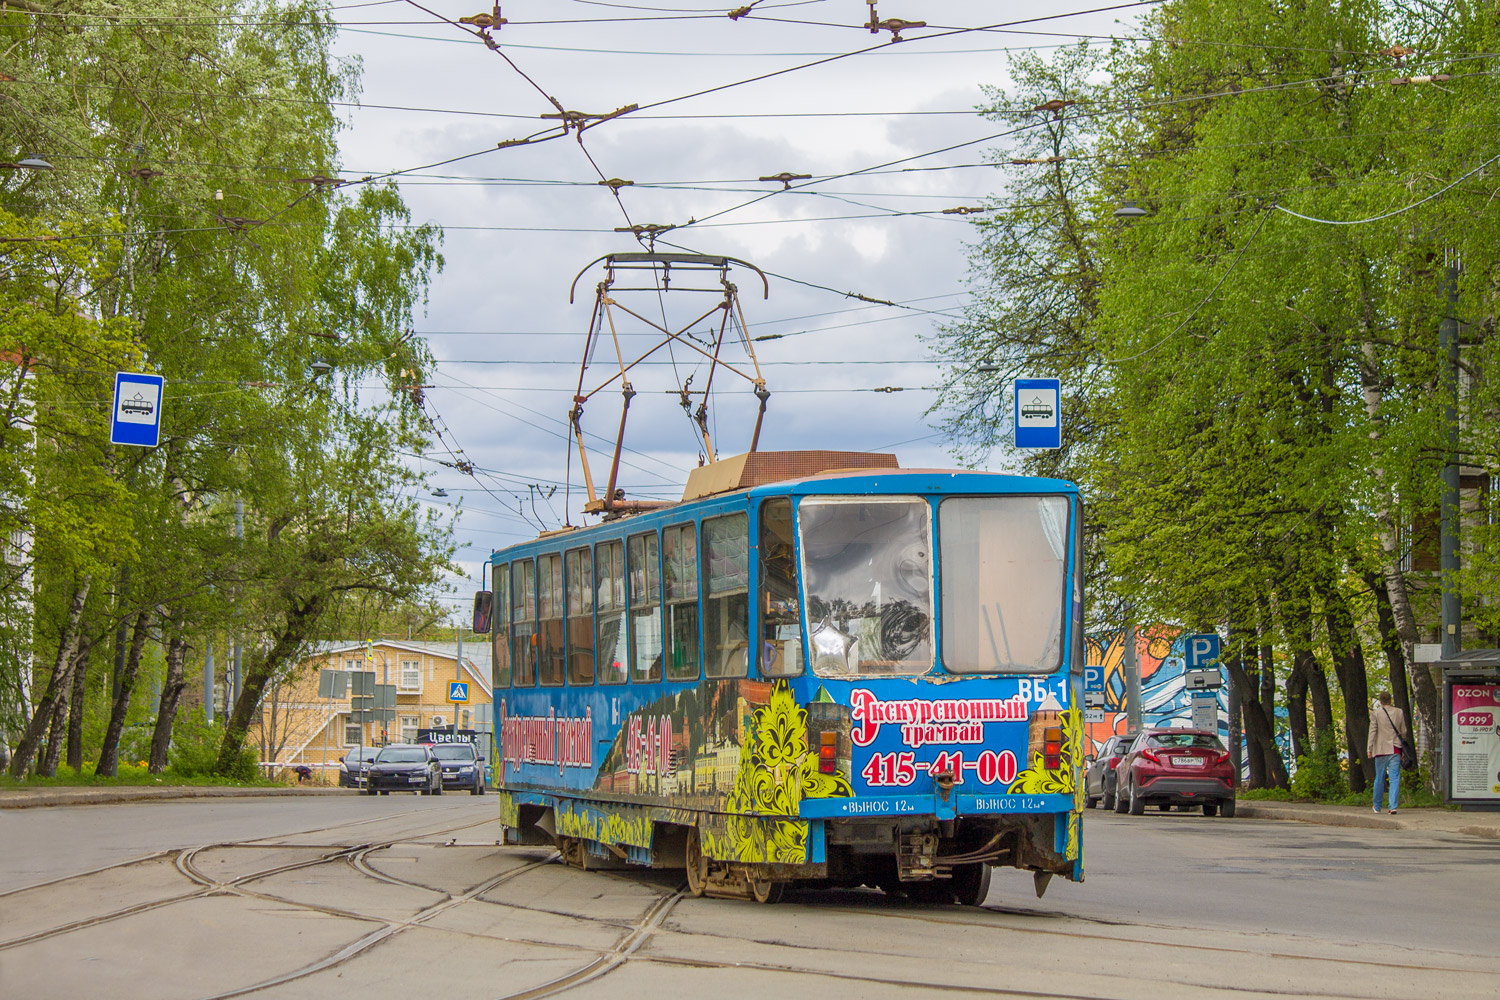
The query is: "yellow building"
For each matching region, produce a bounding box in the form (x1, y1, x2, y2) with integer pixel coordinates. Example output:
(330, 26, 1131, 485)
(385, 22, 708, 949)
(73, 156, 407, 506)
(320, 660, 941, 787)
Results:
(254, 640, 493, 783)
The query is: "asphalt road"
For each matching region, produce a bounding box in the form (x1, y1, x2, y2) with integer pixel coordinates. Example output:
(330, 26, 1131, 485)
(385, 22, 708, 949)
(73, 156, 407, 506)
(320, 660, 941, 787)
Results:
(2, 795, 1497, 1000)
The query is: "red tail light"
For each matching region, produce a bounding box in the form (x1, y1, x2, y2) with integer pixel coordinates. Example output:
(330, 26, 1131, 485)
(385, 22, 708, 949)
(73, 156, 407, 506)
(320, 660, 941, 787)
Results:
(1215, 751, 1231, 766)
(818, 731, 837, 774)
(1043, 726, 1062, 770)
(1139, 749, 1162, 764)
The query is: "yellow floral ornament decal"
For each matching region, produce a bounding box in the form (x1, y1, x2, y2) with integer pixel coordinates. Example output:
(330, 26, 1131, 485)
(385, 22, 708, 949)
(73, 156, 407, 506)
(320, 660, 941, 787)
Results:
(699, 680, 852, 863)
(1006, 706, 1083, 796)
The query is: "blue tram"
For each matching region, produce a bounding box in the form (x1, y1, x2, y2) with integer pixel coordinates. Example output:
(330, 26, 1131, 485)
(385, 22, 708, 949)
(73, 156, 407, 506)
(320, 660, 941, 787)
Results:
(477, 452, 1085, 903)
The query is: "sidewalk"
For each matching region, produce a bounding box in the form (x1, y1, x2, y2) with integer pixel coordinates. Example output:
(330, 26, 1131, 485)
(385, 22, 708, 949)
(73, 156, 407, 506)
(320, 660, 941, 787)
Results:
(0, 784, 348, 809)
(1236, 799, 1500, 840)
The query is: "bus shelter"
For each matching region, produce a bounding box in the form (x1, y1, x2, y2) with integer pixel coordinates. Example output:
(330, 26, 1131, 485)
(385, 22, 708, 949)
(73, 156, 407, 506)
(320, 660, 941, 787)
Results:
(1432, 649, 1500, 810)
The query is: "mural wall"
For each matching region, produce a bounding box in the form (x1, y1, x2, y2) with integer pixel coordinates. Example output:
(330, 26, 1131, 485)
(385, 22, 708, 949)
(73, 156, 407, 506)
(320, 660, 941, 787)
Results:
(1084, 630, 1291, 778)
(1084, 630, 1225, 750)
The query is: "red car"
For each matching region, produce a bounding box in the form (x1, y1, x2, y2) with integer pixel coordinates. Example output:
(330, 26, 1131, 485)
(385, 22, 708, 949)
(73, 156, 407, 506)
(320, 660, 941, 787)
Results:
(1113, 728, 1235, 817)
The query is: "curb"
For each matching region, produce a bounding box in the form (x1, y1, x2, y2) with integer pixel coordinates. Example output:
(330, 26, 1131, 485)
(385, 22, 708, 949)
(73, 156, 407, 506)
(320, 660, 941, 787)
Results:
(0, 786, 349, 809)
(1235, 802, 1500, 840)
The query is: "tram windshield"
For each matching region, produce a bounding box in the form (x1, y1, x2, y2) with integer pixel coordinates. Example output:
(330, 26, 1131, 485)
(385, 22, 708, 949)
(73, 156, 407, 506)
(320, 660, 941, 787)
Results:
(798, 496, 933, 676)
(939, 495, 1068, 673)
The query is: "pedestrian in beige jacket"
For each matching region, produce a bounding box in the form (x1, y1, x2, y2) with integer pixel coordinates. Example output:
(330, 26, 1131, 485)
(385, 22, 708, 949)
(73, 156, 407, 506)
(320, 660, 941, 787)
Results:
(1367, 691, 1407, 814)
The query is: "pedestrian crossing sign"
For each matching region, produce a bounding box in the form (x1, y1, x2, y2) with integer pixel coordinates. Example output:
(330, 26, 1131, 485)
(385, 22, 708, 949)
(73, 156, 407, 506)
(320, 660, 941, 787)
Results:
(448, 681, 469, 703)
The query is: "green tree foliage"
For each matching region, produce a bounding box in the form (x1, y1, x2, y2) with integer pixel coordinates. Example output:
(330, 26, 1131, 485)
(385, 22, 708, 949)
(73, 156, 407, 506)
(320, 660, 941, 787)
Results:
(1, 2, 450, 778)
(934, 0, 1500, 790)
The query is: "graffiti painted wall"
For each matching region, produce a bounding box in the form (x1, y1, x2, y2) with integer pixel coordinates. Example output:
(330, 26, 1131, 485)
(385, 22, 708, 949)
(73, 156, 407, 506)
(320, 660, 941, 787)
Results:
(1084, 630, 1225, 751)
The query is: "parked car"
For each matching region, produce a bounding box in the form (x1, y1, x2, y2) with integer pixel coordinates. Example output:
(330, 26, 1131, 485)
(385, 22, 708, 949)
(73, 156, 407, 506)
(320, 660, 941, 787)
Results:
(338, 747, 380, 788)
(1113, 728, 1235, 817)
(1083, 732, 1137, 811)
(364, 744, 443, 795)
(428, 742, 486, 795)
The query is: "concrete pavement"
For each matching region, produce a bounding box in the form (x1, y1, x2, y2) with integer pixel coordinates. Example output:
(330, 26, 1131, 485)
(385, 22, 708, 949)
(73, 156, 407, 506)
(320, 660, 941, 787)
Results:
(0, 783, 346, 809)
(5, 797, 1498, 1000)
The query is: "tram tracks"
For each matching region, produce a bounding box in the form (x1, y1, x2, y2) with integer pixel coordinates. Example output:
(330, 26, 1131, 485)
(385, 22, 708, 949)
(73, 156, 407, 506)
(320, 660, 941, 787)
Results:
(0, 812, 494, 953)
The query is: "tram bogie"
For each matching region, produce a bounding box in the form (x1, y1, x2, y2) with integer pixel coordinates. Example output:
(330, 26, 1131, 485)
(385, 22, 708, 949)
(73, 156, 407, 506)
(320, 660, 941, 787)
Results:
(482, 455, 1085, 902)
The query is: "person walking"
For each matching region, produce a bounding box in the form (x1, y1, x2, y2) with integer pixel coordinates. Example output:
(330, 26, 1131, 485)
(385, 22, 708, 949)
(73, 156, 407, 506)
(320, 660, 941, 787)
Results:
(1367, 691, 1407, 814)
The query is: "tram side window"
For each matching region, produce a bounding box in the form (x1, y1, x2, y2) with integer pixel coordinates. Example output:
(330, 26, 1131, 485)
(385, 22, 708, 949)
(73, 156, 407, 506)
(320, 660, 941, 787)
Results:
(565, 547, 595, 685)
(537, 552, 566, 686)
(628, 532, 663, 683)
(511, 560, 536, 686)
(492, 564, 512, 688)
(704, 513, 749, 678)
(663, 523, 701, 681)
(759, 498, 802, 677)
(596, 540, 627, 685)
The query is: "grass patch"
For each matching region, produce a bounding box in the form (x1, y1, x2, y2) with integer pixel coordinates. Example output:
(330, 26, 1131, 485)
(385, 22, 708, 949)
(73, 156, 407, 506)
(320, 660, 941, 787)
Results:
(0, 763, 278, 789)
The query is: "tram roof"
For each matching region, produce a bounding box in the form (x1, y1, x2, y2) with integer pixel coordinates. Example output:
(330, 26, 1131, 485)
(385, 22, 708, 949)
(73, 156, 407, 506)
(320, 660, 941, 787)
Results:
(489, 467, 1077, 559)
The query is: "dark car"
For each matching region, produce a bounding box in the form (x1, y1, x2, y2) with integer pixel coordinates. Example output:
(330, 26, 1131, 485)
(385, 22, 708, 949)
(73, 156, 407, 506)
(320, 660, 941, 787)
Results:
(338, 747, 379, 788)
(1083, 732, 1137, 811)
(1114, 728, 1235, 816)
(364, 744, 443, 795)
(429, 742, 486, 795)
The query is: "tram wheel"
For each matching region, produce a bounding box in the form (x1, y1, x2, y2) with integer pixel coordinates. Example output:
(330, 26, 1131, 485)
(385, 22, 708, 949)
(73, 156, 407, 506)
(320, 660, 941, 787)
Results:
(749, 876, 784, 904)
(950, 863, 991, 907)
(685, 828, 707, 898)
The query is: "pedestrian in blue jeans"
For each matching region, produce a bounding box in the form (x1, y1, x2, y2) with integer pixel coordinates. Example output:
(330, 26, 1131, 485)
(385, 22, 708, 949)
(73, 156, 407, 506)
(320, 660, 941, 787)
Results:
(1367, 691, 1407, 814)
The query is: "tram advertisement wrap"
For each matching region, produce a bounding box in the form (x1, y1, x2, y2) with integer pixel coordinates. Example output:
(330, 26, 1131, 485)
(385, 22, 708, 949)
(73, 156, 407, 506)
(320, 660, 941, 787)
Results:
(1451, 685, 1500, 800)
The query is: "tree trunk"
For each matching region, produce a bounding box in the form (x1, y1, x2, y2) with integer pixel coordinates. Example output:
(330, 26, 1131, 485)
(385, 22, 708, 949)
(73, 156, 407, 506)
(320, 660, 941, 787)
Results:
(1236, 633, 1267, 789)
(95, 608, 151, 777)
(216, 594, 325, 774)
(1286, 658, 1309, 763)
(65, 637, 91, 771)
(1366, 573, 1412, 720)
(149, 630, 190, 773)
(1225, 632, 1289, 789)
(8, 577, 92, 778)
(1279, 579, 1334, 752)
(1320, 579, 1372, 792)
(1359, 336, 1439, 787)
(1255, 592, 1281, 781)
(38, 686, 70, 777)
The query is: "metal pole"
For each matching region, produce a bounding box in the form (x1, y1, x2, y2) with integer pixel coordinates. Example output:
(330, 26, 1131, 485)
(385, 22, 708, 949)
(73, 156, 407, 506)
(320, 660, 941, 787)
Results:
(1440, 261, 1461, 659)
(203, 645, 214, 724)
(231, 499, 244, 708)
(1125, 627, 1142, 731)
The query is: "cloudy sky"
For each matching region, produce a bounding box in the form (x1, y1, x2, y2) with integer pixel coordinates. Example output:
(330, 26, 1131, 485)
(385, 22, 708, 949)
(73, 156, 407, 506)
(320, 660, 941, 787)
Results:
(325, 0, 1151, 614)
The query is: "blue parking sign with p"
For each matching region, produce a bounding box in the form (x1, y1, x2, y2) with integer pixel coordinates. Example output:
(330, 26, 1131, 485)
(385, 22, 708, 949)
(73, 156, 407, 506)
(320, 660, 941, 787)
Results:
(1186, 633, 1221, 669)
(448, 681, 469, 703)
(1083, 665, 1104, 694)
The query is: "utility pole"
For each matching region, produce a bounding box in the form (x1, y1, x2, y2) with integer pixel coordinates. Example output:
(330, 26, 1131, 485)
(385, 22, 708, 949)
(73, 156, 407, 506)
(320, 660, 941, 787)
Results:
(231, 499, 244, 708)
(1440, 260, 1461, 659)
(1124, 627, 1142, 731)
(203, 645, 214, 723)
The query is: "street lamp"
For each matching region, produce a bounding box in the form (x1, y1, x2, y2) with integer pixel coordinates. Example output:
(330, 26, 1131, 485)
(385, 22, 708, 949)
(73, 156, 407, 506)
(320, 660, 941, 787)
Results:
(975, 362, 1002, 373)
(310, 360, 334, 378)
(1113, 200, 1150, 220)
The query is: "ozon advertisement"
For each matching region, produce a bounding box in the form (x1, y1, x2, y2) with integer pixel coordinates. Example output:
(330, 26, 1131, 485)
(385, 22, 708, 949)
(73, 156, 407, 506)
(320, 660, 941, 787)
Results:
(1450, 684, 1500, 801)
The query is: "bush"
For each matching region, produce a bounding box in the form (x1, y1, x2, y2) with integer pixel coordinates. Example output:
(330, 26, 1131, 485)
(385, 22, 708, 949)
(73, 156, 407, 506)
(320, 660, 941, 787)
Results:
(1290, 733, 1346, 802)
(168, 710, 260, 781)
